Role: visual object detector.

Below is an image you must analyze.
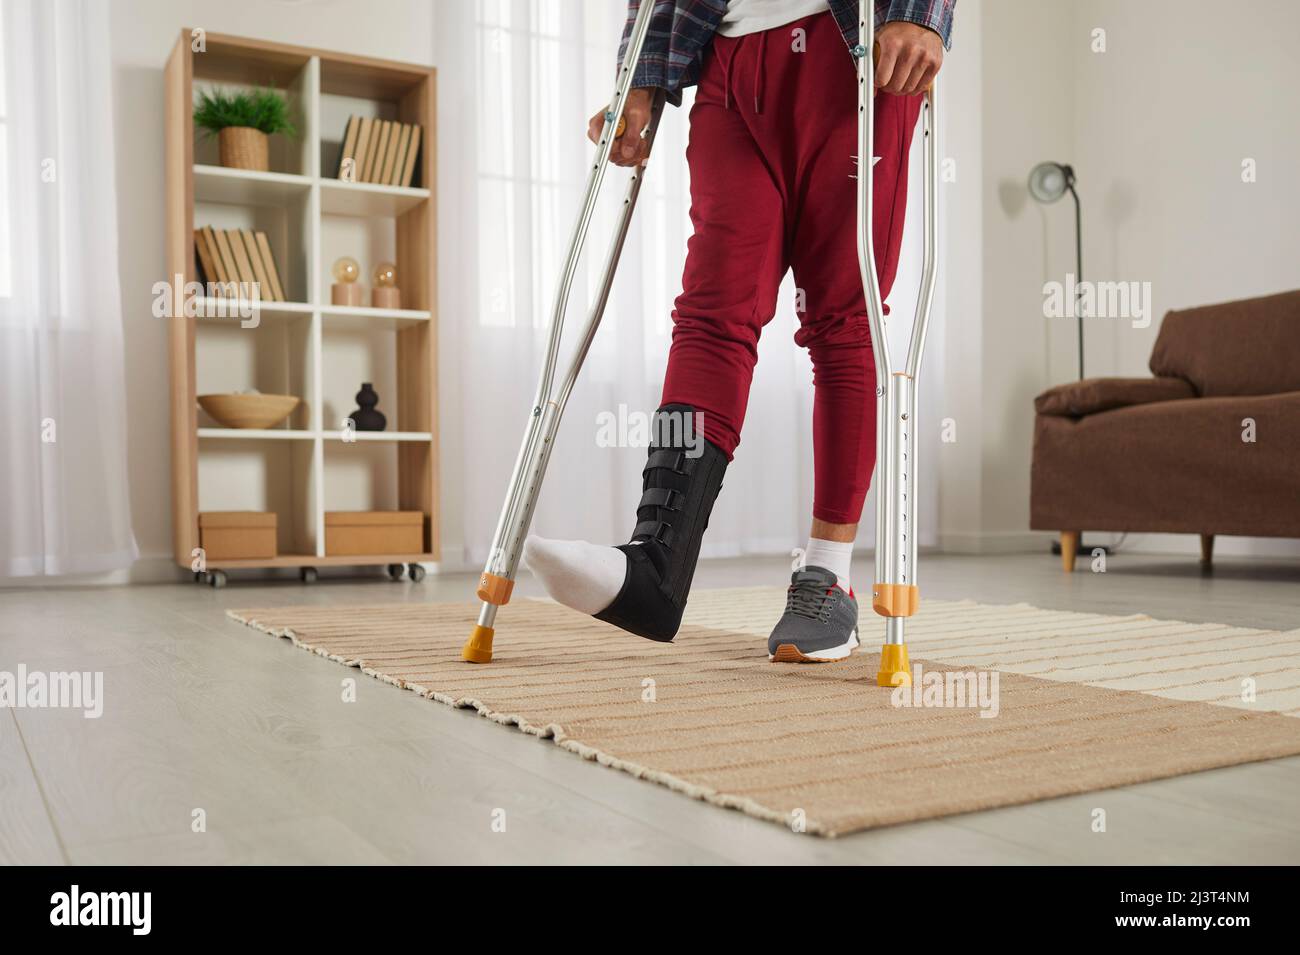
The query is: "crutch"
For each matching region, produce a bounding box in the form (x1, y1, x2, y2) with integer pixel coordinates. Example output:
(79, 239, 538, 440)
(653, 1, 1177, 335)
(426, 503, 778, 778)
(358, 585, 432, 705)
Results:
(463, 0, 666, 663)
(856, 1, 940, 687)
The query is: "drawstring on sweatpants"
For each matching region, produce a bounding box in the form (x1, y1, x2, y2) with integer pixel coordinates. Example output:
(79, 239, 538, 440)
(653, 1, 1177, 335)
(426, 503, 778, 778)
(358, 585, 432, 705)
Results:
(717, 30, 765, 114)
(719, 40, 734, 110)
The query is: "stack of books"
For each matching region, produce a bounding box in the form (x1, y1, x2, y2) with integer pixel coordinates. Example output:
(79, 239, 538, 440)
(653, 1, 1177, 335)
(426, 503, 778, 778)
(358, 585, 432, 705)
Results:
(335, 116, 422, 187)
(193, 226, 287, 302)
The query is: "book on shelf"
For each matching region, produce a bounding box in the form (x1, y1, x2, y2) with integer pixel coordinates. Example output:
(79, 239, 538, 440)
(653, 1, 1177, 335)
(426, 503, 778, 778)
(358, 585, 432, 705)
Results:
(193, 228, 222, 287)
(360, 119, 386, 182)
(351, 116, 375, 182)
(336, 115, 360, 181)
(375, 120, 397, 182)
(209, 229, 242, 295)
(201, 226, 230, 286)
(239, 229, 275, 301)
(253, 231, 287, 302)
(335, 114, 423, 187)
(381, 122, 406, 185)
(200, 225, 228, 286)
(400, 124, 421, 187)
(226, 225, 259, 288)
(193, 227, 286, 302)
(388, 121, 407, 183)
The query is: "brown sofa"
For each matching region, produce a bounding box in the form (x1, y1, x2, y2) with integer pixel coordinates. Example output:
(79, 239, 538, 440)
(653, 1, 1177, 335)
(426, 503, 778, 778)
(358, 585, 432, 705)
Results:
(1030, 289, 1300, 570)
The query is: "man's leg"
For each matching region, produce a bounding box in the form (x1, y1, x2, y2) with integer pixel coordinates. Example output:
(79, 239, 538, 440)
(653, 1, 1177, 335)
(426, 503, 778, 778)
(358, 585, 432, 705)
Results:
(762, 13, 922, 660)
(526, 38, 787, 639)
(795, 89, 922, 535)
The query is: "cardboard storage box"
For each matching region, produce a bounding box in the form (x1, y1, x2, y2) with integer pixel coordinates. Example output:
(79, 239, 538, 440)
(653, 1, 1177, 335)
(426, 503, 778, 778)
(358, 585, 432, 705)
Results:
(325, 511, 423, 556)
(198, 511, 277, 560)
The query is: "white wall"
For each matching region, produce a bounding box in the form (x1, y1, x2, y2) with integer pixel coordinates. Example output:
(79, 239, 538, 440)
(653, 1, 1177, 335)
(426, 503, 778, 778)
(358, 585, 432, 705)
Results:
(938, 0, 1300, 559)
(933, 0, 1077, 553)
(931, 0, 984, 550)
(108, 0, 436, 581)
(976, 0, 1077, 544)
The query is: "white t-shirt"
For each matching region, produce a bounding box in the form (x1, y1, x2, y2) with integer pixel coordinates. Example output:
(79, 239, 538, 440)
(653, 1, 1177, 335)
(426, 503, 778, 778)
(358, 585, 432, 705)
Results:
(715, 0, 830, 38)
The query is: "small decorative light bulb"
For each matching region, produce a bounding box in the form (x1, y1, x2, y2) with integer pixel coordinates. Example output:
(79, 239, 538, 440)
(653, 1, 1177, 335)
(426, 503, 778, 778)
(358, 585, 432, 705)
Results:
(332, 256, 360, 284)
(369, 261, 400, 309)
(330, 256, 363, 306)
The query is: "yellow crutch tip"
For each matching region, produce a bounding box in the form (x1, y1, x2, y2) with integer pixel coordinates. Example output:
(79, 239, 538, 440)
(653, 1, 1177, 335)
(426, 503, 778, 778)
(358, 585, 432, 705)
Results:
(876, 643, 911, 687)
(462, 624, 495, 664)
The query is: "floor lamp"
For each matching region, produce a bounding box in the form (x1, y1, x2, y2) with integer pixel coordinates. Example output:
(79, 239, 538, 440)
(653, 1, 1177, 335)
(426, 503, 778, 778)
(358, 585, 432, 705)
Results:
(1028, 161, 1108, 555)
(1028, 161, 1086, 380)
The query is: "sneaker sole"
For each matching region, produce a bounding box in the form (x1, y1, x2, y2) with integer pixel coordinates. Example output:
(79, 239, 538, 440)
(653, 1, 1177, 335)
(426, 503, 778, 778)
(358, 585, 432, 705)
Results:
(768, 629, 858, 664)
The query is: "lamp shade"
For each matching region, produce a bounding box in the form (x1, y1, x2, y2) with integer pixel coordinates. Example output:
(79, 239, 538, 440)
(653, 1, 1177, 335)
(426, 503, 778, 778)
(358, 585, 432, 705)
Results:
(1028, 161, 1073, 203)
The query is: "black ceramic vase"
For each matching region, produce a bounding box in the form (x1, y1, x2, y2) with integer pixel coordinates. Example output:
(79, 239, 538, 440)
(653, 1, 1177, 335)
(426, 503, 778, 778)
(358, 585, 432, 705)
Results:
(349, 382, 387, 431)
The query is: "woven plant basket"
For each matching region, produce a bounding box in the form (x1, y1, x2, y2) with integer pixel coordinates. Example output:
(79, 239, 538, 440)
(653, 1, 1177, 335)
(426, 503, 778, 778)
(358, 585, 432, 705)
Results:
(218, 126, 269, 171)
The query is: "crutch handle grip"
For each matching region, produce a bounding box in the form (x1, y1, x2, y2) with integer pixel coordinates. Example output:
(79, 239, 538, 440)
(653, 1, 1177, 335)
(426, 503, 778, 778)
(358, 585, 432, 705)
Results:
(870, 41, 934, 95)
(603, 108, 628, 139)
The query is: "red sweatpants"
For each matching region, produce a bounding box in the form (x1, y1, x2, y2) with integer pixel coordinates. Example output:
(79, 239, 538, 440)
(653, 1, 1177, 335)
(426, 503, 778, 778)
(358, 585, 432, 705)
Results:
(660, 11, 921, 525)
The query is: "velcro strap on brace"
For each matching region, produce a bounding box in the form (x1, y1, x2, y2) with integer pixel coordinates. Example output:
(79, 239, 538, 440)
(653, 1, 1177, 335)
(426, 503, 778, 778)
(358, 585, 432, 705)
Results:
(642, 449, 685, 478)
(633, 520, 675, 548)
(639, 487, 683, 512)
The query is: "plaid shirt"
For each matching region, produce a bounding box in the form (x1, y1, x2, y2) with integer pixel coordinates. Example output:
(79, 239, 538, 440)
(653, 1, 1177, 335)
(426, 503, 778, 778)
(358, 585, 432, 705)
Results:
(619, 0, 956, 105)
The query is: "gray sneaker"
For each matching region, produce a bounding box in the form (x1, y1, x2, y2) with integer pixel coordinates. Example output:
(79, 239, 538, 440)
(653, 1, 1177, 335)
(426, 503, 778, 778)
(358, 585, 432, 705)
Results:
(767, 566, 860, 663)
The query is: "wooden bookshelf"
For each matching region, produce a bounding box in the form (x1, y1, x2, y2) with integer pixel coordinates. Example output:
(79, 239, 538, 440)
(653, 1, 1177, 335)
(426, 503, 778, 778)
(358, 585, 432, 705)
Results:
(164, 30, 438, 584)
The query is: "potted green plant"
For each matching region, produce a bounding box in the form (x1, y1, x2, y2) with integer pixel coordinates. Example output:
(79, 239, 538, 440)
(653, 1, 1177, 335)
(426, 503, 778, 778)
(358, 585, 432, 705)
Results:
(193, 87, 297, 172)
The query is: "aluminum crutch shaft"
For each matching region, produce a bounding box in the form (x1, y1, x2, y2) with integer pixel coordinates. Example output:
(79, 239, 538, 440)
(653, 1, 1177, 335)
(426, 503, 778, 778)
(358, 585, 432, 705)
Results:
(856, 1, 939, 687)
(464, 2, 664, 664)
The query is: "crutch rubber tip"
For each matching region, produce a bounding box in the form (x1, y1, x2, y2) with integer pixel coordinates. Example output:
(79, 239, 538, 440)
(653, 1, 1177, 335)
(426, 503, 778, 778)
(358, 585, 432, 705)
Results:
(876, 643, 912, 687)
(462, 625, 495, 664)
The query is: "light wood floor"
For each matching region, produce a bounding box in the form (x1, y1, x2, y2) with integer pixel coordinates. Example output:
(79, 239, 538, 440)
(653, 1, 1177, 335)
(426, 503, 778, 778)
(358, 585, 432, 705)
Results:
(2, 551, 1299, 865)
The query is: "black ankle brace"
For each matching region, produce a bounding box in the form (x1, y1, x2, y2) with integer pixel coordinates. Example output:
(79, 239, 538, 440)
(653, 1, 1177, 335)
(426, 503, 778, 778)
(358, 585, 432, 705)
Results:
(595, 404, 727, 641)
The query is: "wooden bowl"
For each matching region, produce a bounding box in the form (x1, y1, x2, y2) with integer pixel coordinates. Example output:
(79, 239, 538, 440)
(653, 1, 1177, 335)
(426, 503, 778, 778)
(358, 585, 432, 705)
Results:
(198, 393, 300, 429)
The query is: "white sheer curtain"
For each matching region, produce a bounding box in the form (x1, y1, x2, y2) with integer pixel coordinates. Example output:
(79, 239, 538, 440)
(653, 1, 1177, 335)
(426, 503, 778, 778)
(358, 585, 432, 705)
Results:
(438, 0, 813, 567)
(437, 0, 935, 568)
(0, 0, 136, 577)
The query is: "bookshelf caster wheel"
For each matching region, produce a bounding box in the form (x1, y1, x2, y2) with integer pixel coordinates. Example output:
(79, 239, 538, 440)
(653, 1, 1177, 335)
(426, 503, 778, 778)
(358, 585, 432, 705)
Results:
(208, 570, 228, 589)
(386, 563, 405, 581)
(407, 563, 426, 582)
(300, 567, 318, 584)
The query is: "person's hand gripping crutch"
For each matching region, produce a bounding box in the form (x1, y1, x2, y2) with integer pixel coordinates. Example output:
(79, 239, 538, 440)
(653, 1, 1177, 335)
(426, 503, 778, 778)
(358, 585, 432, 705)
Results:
(872, 21, 944, 96)
(587, 88, 656, 167)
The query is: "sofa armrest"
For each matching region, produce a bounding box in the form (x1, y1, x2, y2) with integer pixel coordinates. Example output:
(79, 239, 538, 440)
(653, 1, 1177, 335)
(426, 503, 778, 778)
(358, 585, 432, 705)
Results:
(1034, 376, 1196, 417)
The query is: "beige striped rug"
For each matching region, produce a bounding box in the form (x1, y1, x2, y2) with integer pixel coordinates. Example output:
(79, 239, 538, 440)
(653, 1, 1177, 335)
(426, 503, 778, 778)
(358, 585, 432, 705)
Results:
(229, 590, 1300, 836)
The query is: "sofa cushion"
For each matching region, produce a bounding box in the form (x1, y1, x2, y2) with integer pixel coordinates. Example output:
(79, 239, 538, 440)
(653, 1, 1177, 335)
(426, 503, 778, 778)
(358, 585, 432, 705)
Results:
(1148, 289, 1300, 397)
(1030, 390, 1300, 537)
(1035, 376, 1195, 417)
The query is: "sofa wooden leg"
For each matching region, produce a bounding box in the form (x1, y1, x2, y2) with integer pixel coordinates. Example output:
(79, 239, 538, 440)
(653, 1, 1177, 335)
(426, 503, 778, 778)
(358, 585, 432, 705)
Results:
(1060, 531, 1080, 572)
(1200, 534, 1214, 566)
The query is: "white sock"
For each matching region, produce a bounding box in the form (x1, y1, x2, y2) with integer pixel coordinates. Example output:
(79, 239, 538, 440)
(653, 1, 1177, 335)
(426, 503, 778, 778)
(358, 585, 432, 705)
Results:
(522, 536, 626, 615)
(803, 537, 853, 591)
